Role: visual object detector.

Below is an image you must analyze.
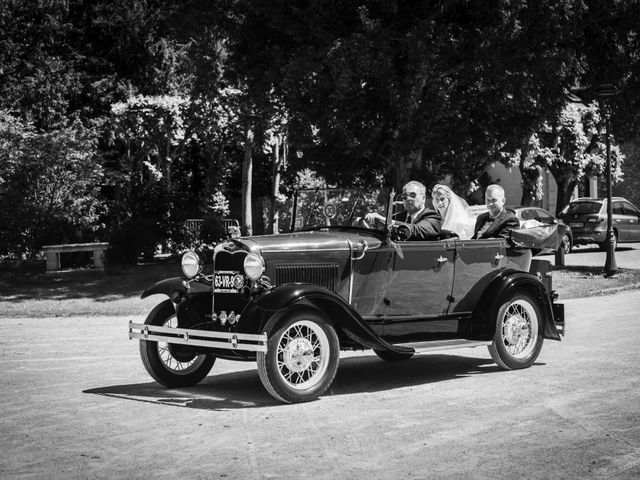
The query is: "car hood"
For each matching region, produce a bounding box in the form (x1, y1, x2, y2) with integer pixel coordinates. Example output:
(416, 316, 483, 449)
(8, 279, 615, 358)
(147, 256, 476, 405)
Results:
(232, 230, 384, 255)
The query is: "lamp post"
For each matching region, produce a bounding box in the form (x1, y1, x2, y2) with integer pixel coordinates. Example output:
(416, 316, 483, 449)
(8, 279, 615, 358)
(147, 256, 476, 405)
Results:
(596, 84, 618, 277)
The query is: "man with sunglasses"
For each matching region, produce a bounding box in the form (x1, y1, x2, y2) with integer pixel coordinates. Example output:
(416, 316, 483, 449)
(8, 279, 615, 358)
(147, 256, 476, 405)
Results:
(365, 180, 442, 240)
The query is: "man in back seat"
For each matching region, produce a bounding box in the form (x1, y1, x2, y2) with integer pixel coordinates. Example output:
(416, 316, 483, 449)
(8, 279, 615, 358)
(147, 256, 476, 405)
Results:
(473, 184, 519, 240)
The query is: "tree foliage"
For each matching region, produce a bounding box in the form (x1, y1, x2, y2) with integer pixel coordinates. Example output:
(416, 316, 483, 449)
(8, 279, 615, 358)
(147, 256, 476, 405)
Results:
(223, 0, 588, 192)
(506, 102, 624, 212)
(0, 111, 103, 258)
(576, 0, 640, 140)
(1, 0, 640, 262)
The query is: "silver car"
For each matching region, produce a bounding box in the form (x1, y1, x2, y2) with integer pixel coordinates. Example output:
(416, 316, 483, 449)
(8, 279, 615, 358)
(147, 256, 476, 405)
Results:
(509, 206, 573, 254)
(558, 197, 640, 250)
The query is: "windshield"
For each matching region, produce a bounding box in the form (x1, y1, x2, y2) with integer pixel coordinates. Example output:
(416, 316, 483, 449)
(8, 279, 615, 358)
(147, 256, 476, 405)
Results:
(292, 188, 392, 232)
(561, 201, 602, 216)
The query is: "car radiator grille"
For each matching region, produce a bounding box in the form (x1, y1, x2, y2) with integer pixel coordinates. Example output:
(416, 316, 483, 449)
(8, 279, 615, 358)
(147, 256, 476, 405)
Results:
(274, 264, 340, 292)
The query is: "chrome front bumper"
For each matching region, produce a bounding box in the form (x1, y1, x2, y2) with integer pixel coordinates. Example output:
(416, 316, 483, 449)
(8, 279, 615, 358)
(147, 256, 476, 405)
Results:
(128, 321, 267, 352)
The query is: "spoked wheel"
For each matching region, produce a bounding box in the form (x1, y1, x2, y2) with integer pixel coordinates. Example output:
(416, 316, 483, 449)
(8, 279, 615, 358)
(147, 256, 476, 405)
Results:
(257, 311, 339, 403)
(488, 292, 544, 370)
(139, 300, 215, 387)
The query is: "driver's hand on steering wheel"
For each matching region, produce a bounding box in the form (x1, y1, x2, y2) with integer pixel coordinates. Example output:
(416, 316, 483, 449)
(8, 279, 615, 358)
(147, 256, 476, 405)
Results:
(364, 212, 385, 225)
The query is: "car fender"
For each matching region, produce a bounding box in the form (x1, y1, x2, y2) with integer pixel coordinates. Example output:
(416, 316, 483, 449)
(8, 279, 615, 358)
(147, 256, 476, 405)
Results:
(140, 277, 210, 300)
(245, 283, 412, 355)
(473, 269, 562, 341)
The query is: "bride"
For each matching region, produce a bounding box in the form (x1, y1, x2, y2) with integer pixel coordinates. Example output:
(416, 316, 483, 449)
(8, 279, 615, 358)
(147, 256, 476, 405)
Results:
(431, 184, 475, 240)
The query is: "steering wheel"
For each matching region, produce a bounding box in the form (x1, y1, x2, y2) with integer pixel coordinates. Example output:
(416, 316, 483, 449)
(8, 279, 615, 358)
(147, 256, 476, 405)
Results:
(390, 223, 409, 241)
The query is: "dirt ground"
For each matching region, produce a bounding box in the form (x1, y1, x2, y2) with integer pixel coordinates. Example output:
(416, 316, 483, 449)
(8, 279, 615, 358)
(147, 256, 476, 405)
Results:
(1, 291, 640, 480)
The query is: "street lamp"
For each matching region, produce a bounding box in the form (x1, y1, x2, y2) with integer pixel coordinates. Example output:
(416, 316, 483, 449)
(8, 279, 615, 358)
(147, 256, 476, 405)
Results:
(596, 84, 618, 277)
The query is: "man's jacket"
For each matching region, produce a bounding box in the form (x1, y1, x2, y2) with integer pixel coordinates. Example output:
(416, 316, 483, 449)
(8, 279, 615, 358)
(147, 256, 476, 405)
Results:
(394, 208, 442, 240)
(473, 209, 519, 239)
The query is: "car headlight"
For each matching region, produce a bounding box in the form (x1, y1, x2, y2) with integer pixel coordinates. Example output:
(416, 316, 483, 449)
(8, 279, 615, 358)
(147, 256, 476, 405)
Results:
(181, 251, 202, 278)
(243, 253, 264, 280)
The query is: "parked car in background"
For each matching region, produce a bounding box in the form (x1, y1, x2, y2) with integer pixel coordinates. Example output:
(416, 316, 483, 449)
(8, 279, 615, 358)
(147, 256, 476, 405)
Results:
(509, 206, 573, 254)
(557, 197, 640, 251)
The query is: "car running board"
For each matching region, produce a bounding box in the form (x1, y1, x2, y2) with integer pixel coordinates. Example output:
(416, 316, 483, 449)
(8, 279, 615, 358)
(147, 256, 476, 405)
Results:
(394, 339, 491, 354)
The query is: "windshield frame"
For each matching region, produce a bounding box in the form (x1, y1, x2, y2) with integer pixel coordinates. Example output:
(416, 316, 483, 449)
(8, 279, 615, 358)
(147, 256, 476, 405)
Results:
(290, 187, 395, 233)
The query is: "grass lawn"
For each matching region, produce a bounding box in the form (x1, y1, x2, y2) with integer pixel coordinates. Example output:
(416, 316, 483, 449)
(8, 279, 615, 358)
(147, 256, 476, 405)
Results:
(1, 259, 639, 318)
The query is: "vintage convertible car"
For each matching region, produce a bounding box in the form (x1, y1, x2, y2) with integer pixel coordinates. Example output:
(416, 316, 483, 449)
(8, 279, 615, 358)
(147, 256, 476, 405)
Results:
(129, 187, 565, 403)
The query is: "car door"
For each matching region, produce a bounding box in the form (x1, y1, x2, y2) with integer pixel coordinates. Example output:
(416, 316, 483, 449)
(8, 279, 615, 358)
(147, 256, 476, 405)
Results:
(349, 237, 392, 319)
(382, 239, 456, 340)
(448, 238, 511, 315)
(621, 201, 640, 242)
(612, 201, 627, 240)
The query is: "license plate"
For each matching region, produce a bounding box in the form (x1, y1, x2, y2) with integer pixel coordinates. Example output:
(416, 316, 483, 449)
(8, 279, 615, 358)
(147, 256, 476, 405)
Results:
(213, 270, 245, 293)
(569, 223, 583, 228)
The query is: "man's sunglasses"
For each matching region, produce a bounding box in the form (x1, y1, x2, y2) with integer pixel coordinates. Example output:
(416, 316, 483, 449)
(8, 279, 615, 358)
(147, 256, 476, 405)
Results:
(401, 192, 423, 200)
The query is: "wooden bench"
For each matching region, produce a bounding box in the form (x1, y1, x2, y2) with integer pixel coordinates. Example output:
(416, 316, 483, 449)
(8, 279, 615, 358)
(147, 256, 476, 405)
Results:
(42, 242, 109, 272)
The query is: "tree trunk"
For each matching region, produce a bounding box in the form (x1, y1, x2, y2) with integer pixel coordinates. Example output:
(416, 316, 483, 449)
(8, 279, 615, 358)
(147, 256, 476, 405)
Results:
(241, 126, 254, 236)
(519, 164, 544, 207)
(165, 136, 172, 191)
(391, 147, 423, 190)
(270, 134, 286, 234)
(553, 175, 577, 216)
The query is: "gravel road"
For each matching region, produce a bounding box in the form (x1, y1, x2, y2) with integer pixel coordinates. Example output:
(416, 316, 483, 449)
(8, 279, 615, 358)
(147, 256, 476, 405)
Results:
(2, 290, 639, 479)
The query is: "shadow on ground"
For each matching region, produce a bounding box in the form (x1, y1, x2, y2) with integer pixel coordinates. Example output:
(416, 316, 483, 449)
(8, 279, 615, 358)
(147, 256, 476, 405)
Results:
(0, 261, 177, 301)
(569, 245, 635, 254)
(84, 353, 511, 410)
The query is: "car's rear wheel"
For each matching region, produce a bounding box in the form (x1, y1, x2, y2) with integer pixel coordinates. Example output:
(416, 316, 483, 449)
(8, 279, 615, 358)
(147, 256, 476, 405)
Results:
(257, 311, 339, 403)
(139, 300, 216, 387)
(373, 349, 414, 361)
(488, 292, 544, 370)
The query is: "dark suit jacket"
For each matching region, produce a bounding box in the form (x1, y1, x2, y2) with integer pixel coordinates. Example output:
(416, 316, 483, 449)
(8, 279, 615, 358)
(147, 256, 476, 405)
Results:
(473, 208, 519, 239)
(394, 208, 442, 240)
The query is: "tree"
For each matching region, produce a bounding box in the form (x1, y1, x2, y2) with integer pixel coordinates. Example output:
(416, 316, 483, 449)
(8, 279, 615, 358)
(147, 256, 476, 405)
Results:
(508, 102, 624, 212)
(575, 0, 640, 141)
(224, 0, 585, 192)
(104, 94, 191, 260)
(3, 0, 640, 258)
(0, 111, 104, 259)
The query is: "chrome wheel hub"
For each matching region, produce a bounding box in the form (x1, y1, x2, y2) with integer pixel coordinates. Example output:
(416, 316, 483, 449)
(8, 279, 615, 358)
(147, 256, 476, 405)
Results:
(283, 337, 315, 373)
(501, 299, 538, 358)
(276, 320, 330, 390)
(504, 315, 530, 349)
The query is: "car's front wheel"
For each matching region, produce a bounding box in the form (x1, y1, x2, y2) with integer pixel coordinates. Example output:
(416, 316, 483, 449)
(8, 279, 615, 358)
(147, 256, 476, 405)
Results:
(257, 311, 339, 403)
(139, 300, 216, 387)
(488, 292, 544, 370)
